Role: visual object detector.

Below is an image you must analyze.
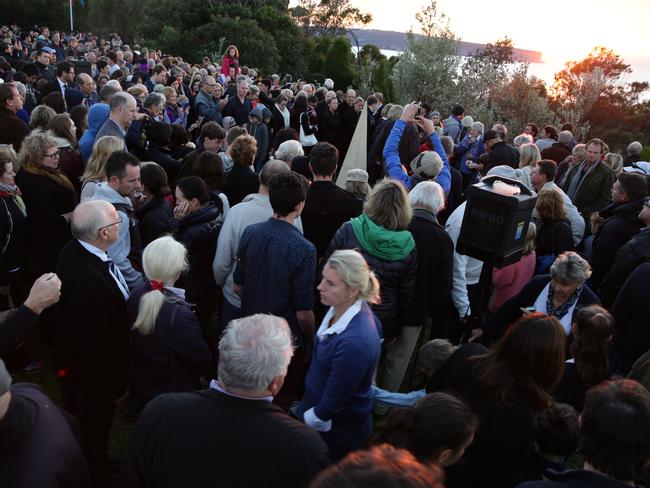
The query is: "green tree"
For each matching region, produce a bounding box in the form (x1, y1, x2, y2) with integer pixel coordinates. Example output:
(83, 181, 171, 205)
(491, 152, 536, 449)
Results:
(0, 0, 69, 30)
(391, 0, 460, 109)
(291, 0, 371, 36)
(490, 64, 557, 134)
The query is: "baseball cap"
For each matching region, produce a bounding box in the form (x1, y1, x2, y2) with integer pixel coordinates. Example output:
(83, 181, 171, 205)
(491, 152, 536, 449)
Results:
(39, 46, 55, 54)
(346, 168, 369, 183)
(410, 151, 443, 178)
(623, 161, 650, 176)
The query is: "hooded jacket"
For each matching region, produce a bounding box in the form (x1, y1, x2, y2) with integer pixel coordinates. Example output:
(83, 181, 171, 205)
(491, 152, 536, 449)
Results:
(247, 105, 269, 172)
(79, 103, 110, 162)
(92, 183, 144, 289)
(324, 218, 417, 339)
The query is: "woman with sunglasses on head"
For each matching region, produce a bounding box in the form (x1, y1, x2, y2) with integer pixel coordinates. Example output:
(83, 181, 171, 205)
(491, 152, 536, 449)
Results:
(15, 132, 77, 273)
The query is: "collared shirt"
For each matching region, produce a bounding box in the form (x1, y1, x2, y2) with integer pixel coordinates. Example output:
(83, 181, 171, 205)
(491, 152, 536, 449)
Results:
(209, 379, 273, 403)
(78, 239, 129, 300)
(316, 300, 362, 340)
(57, 77, 67, 95)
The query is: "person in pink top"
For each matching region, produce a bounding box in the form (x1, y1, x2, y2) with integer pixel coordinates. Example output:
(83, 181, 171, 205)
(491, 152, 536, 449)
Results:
(490, 223, 537, 312)
(220, 45, 240, 79)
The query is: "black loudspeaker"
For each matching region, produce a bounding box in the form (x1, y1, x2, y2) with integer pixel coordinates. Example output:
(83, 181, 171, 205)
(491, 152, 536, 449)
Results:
(72, 60, 92, 76)
(457, 176, 537, 268)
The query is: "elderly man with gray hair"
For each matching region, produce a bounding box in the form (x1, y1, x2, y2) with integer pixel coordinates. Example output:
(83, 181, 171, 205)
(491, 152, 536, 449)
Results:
(541, 129, 573, 163)
(122, 313, 329, 487)
(54, 200, 132, 481)
(624, 141, 643, 167)
(275, 139, 304, 166)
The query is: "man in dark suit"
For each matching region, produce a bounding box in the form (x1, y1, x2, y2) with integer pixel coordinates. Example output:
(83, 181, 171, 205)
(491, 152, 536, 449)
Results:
(122, 314, 330, 488)
(54, 200, 131, 482)
(40, 60, 76, 108)
(301, 142, 363, 259)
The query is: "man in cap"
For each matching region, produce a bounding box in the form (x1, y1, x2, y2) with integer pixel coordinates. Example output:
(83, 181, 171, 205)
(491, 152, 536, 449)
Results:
(477, 129, 520, 174)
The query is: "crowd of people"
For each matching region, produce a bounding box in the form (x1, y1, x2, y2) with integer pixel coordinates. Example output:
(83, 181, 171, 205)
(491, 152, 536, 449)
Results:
(1, 23, 650, 488)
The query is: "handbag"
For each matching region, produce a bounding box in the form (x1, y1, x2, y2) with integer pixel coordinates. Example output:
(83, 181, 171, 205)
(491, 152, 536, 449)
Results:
(299, 112, 318, 147)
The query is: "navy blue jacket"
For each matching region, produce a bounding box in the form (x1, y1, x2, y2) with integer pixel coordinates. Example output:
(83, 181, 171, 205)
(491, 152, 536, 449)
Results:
(127, 284, 211, 408)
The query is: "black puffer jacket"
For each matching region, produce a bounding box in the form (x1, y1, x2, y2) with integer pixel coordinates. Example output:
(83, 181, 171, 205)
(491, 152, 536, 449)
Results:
(590, 199, 645, 290)
(136, 196, 174, 247)
(598, 228, 650, 308)
(173, 202, 223, 324)
(323, 221, 417, 339)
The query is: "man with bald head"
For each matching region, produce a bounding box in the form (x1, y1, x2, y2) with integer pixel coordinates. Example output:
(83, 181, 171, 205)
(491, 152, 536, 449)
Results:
(194, 75, 223, 126)
(54, 200, 131, 482)
(213, 159, 303, 330)
(338, 88, 358, 161)
(66, 72, 99, 110)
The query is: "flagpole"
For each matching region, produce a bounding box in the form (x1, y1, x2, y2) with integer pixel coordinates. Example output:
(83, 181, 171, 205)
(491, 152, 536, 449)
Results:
(69, 0, 74, 32)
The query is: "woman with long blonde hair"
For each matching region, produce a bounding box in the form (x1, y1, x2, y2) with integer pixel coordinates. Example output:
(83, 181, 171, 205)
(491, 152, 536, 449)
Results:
(80, 135, 125, 201)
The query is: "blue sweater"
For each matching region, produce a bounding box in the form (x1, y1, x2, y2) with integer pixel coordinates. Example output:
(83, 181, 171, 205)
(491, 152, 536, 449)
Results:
(301, 302, 381, 427)
(383, 119, 451, 194)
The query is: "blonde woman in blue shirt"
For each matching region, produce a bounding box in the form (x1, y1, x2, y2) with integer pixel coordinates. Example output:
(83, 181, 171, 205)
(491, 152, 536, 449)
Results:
(298, 249, 382, 461)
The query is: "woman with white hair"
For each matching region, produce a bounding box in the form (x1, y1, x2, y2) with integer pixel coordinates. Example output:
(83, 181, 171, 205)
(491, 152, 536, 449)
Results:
(275, 139, 304, 166)
(481, 251, 601, 344)
(298, 249, 381, 461)
(126, 236, 211, 415)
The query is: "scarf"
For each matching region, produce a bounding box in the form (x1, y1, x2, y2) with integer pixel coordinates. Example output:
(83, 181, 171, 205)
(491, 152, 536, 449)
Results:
(350, 214, 415, 261)
(21, 163, 78, 203)
(546, 283, 582, 319)
(0, 182, 26, 216)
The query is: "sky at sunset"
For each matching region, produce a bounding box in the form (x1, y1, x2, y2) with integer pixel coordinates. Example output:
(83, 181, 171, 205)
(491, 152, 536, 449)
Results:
(299, 0, 650, 85)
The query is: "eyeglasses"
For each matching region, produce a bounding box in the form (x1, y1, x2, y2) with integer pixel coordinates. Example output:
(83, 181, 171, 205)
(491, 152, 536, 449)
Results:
(43, 150, 60, 159)
(99, 219, 122, 231)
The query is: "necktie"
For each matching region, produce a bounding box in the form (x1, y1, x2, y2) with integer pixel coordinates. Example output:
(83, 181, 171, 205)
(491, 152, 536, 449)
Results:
(106, 259, 129, 298)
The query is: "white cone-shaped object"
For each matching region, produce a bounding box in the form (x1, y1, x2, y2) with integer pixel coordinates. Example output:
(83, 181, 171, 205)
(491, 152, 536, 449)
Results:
(336, 101, 368, 189)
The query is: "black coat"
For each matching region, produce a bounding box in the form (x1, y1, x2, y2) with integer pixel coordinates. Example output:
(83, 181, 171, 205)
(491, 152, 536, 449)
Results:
(482, 141, 520, 172)
(54, 239, 130, 400)
(367, 120, 420, 181)
(323, 221, 417, 339)
(317, 108, 341, 150)
(136, 196, 174, 247)
(598, 228, 650, 308)
(611, 263, 650, 375)
(484, 275, 601, 342)
(221, 96, 252, 126)
(437, 166, 463, 225)
(0, 305, 38, 356)
(427, 343, 537, 488)
(270, 104, 287, 142)
(535, 219, 573, 257)
(589, 199, 645, 290)
(173, 203, 222, 323)
(223, 165, 259, 207)
(301, 181, 363, 258)
(407, 209, 453, 325)
(127, 284, 212, 409)
(0, 195, 28, 274)
(121, 388, 330, 488)
(15, 169, 76, 272)
(0, 383, 92, 488)
(141, 143, 182, 187)
(541, 142, 572, 164)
